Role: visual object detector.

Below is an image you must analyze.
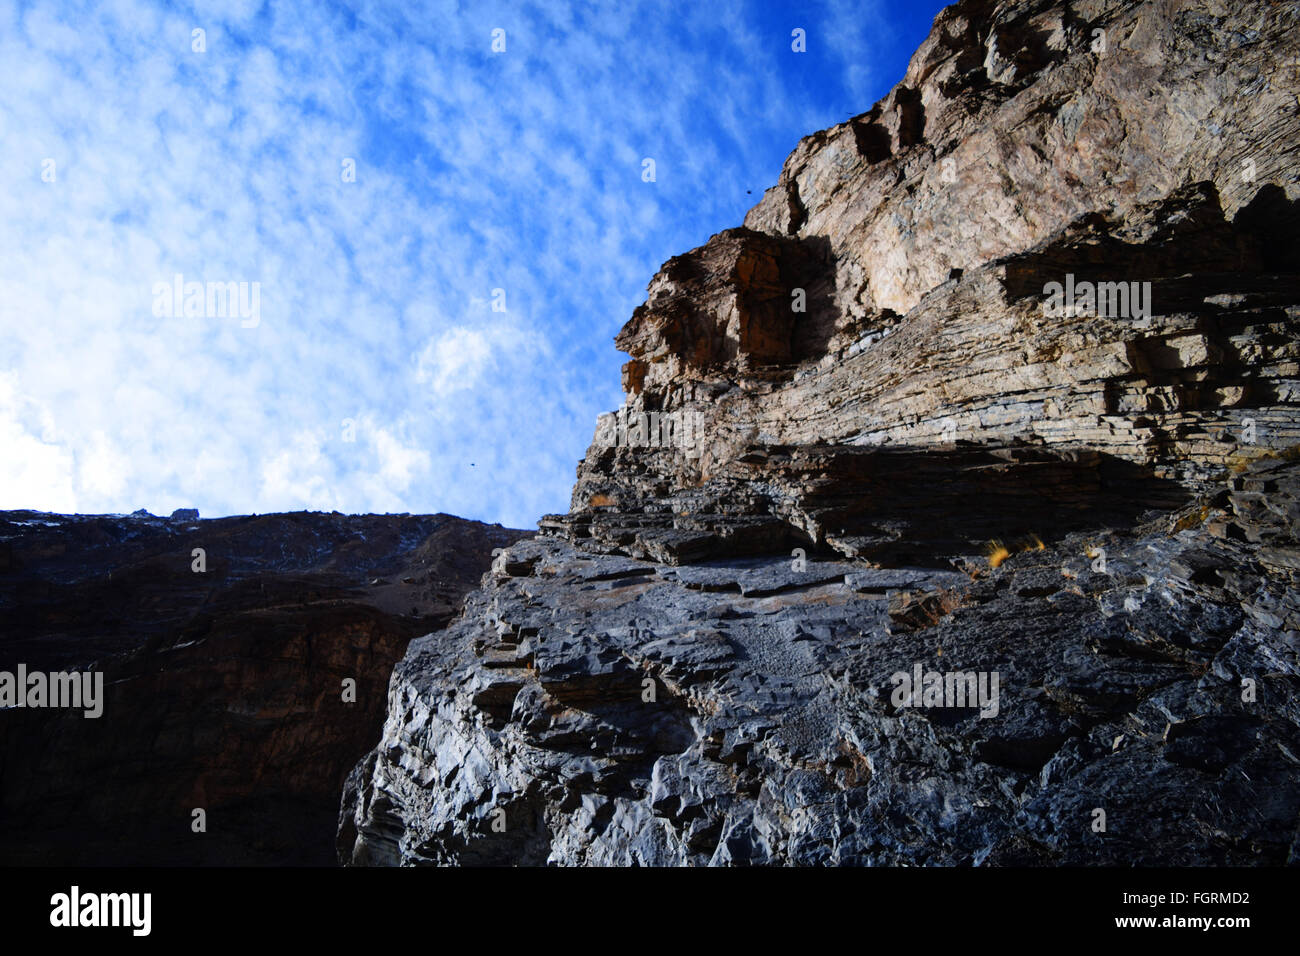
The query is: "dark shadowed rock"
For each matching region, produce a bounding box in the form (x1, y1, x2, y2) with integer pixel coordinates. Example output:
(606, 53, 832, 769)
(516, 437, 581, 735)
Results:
(0, 510, 530, 864)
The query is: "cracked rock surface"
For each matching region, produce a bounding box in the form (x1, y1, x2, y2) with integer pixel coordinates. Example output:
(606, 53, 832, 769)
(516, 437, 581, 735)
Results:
(342, 0, 1299, 866)
(341, 454, 1300, 864)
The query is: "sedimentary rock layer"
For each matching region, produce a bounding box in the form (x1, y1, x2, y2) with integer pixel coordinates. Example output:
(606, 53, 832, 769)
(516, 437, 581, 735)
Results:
(342, 0, 1300, 866)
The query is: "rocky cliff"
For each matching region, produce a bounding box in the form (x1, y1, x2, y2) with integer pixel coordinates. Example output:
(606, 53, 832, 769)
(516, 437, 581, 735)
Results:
(0, 510, 528, 864)
(340, 0, 1300, 865)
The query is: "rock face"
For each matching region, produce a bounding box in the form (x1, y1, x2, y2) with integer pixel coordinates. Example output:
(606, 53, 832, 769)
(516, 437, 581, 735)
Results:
(548, 0, 1300, 565)
(344, 454, 1300, 865)
(341, 0, 1300, 866)
(0, 510, 528, 864)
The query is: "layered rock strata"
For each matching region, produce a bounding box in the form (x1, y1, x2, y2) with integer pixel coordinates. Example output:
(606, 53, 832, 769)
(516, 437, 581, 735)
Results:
(342, 0, 1299, 866)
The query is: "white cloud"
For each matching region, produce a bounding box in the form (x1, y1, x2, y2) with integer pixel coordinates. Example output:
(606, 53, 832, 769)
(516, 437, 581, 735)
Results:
(77, 430, 132, 500)
(0, 374, 77, 512)
(258, 430, 336, 513)
(416, 327, 502, 397)
(371, 421, 431, 493)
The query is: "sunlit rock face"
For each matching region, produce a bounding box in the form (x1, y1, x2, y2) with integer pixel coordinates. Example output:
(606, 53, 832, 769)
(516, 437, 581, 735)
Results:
(341, 0, 1300, 866)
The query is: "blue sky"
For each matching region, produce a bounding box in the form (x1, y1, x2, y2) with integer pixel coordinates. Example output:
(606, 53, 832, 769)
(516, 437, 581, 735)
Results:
(0, 0, 946, 528)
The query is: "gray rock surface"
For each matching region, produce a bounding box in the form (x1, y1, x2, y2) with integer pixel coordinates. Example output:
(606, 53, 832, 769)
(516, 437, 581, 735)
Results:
(340, 453, 1300, 864)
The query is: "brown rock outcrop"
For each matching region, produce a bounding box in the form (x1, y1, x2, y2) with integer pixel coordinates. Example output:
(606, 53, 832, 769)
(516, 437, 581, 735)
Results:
(547, 0, 1299, 565)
